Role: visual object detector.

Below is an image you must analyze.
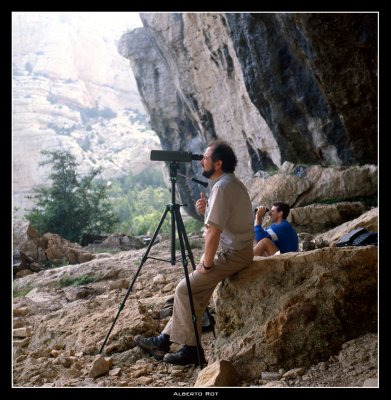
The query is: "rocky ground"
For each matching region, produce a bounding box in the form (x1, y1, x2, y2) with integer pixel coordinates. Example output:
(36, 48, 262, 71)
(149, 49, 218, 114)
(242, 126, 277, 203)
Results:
(12, 237, 378, 389)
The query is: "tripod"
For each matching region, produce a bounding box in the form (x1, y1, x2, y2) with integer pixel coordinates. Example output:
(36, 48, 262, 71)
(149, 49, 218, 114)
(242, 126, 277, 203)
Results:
(99, 161, 211, 367)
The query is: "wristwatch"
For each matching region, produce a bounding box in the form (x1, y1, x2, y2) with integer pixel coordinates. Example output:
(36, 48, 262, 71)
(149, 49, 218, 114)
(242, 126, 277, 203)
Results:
(202, 261, 213, 270)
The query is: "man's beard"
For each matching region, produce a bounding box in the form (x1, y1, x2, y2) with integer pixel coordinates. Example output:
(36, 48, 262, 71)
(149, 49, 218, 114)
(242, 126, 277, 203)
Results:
(202, 167, 215, 179)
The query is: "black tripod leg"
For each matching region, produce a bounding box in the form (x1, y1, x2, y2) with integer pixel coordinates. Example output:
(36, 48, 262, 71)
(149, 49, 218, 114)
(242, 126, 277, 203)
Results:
(99, 206, 170, 354)
(173, 207, 205, 368)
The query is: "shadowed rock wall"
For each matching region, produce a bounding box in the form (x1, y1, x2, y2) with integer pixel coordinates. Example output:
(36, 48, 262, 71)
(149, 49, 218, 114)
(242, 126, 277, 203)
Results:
(226, 13, 377, 166)
(119, 13, 377, 218)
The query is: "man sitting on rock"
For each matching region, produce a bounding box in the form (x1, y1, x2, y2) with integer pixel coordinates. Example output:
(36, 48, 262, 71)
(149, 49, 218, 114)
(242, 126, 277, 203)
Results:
(133, 141, 254, 366)
(254, 202, 298, 256)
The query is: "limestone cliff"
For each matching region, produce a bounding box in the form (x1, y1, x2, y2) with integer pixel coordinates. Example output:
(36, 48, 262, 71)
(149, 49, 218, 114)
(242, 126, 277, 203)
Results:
(119, 13, 377, 217)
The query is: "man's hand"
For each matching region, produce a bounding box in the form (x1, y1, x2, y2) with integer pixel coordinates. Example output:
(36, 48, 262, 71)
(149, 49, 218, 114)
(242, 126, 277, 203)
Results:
(255, 206, 267, 225)
(196, 255, 214, 274)
(196, 192, 207, 215)
(196, 261, 213, 274)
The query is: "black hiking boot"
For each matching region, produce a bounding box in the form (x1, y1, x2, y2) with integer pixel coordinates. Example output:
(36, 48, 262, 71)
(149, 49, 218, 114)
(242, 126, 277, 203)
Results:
(134, 333, 171, 361)
(163, 345, 207, 366)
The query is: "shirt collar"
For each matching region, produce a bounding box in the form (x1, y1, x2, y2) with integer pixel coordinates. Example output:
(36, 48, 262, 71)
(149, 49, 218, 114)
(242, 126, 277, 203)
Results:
(209, 172, 236, 188)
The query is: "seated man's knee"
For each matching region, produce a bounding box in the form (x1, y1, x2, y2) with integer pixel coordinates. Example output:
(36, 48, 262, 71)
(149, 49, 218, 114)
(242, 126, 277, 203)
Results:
(254, 238, 268, 256)
(254, 238, 278, 256)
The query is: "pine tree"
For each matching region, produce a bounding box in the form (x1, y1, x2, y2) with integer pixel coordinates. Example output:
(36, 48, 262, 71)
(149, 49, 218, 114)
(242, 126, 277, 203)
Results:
(25, 150, 118, 243)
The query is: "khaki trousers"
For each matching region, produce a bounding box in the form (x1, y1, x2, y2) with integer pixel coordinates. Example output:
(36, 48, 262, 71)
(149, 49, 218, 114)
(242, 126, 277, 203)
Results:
(162, 245, 253, 346)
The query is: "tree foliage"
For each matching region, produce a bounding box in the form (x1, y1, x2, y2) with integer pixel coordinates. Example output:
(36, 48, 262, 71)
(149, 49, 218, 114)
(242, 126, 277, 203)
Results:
(109, 169, 171, 236)
(25, 150, 118, 243)
(109, 168, 203, 237)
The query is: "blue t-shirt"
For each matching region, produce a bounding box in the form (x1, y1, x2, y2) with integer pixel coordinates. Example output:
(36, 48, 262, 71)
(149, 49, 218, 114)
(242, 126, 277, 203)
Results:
(254, 220, 298, 253)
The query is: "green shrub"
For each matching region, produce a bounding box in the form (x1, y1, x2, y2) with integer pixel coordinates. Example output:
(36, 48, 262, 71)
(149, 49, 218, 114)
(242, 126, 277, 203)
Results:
(13, 285, 33, 298)
(58, 275, 95, 288)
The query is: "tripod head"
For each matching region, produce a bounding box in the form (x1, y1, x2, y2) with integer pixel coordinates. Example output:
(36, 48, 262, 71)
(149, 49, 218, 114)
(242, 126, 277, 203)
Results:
(169, 161, 181, 181)
(167, 162, 182, 205)
(151, 149, 208, 205)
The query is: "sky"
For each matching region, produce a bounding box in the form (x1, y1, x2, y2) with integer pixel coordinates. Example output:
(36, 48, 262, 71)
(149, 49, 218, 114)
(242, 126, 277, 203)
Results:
(12, 11, 143, 33)
(70, 12, 143, 30)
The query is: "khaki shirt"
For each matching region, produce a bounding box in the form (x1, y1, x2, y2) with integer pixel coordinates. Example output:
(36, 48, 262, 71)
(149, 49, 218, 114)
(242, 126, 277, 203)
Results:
(205, 173, 254, 250)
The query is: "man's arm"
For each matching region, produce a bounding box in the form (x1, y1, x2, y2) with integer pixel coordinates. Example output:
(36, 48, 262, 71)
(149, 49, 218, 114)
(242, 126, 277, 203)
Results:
(254, 206, 271, 242)
(197, 224, 221, 274)
(254, 225, 271, 242)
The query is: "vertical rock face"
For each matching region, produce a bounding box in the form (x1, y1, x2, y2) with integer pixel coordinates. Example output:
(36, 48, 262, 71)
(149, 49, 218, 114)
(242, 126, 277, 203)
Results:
(226, 13, 377, 166)
(118, 22, 209, 218)
(119, 13, 377, 216)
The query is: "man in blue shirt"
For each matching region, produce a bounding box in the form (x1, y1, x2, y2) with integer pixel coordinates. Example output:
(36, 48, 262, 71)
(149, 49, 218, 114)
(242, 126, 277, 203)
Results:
(254, 202, 298, 256)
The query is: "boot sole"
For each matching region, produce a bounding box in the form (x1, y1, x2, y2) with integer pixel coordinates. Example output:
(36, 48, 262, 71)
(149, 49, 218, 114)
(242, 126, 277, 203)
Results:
(163, 353, 207, 366)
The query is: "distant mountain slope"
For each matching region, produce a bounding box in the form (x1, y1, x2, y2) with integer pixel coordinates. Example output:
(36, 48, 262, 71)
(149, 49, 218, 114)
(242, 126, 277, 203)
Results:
(12, 12, 159, 217)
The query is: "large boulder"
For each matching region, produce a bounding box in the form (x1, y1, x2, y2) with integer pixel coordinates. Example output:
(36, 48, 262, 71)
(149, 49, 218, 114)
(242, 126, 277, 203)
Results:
(288, 201, 369, 234)
(212, 246, 377, 380)
(314, 207, 378, 245)
(248, 163, 377, 209)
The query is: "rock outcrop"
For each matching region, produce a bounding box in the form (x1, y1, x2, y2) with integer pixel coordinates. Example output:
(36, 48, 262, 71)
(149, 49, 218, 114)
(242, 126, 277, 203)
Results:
(314, 207, 378, 245)
(247, 162, 377, 209)
(119, 13, 377, 218)
(212, 246, 377, 379)
(13, 221, 94, 277)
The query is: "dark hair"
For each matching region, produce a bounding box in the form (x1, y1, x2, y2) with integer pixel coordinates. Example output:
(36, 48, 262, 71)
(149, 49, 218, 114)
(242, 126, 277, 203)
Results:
(272, 201, 290, 219)
(208, 140, 238, 173)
